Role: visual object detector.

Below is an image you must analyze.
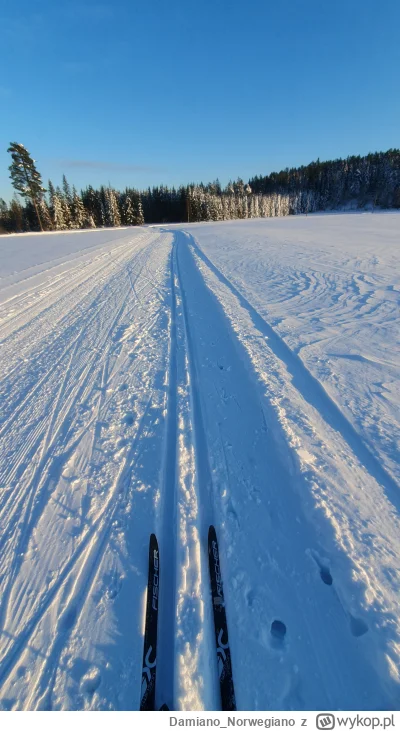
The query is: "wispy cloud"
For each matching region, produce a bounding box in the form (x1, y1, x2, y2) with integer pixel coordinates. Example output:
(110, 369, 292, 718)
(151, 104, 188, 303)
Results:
(55, 159, 165, 173)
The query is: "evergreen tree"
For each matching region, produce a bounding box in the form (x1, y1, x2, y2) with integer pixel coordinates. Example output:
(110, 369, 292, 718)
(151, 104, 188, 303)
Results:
(47, 180, 56, 206)
(0, 198, 9, 232)
(55, 187, 72, 229)
(53, 191, 67, 230)
(39, 199, 53, 230)
(2, 147, 400, 232)
(62, 175, 73, 207)
(9, 197, 25, 232)
(133, 195, 144, 225)
(7, 142, 46, 230)
(61, 177, 73, 228)
(84, 212, 96, 228)
(123, 194, 135, 225)
(71, 186, 86, 228)
(104, 188, 121, 227)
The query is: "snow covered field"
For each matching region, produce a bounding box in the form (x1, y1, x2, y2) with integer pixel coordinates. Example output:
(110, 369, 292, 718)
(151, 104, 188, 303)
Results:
(0, 213, 399, 711)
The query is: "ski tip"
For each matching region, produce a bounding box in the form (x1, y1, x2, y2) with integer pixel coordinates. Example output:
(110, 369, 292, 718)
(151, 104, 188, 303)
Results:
(208, 524, 217, 541)
(160, 704, 170, 711)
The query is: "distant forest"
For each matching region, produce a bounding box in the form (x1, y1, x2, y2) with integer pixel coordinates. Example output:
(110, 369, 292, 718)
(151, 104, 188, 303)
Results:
(1, 148, 399, 234)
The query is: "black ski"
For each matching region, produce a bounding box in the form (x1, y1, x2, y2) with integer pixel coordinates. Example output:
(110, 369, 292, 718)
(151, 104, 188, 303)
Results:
(208, 525, 236, 711)
(140, 533, 159, 711)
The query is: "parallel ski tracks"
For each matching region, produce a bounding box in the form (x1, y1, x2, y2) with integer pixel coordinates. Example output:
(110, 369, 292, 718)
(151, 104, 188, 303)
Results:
(0, 396, 155, 698)
(155, 237, 220, 709)
(0, 231, 152, 341)
(156, 246, 179, 709)
(0, 232, 173, 703)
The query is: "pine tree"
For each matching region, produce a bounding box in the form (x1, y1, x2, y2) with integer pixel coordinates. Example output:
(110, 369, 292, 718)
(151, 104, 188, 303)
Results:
(9, 197, 25, 231)
(7, 142, 46, 231)
(47, 180, 56, 207)
(84, 212, 96, 228)
(104, 188, 121, 227)
(132, 195, 144, 225)
(123, 194, 135, 225)
(39, 199, 53, 230)
(61, 177, 73, 228)
(71, 186, 86, 228)
(55, 187, 71, 229)
(0, 198, 9, 232)
(62, 175, 73, 207)
(52, 191, 67, 230)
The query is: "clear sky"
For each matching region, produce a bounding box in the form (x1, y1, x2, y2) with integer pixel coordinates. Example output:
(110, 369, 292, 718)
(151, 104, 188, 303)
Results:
(1, 0, 399, 201)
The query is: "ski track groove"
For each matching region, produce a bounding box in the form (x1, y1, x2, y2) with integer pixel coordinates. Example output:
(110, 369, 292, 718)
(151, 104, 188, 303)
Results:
(173, 236, 221, 710)
(155, 237, 218, 710)
(156, 245, 179, 710)
(175, 237, 215, 534)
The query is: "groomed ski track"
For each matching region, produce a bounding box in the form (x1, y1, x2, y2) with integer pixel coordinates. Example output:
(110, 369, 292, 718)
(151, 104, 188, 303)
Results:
(0, 219, 399, 710)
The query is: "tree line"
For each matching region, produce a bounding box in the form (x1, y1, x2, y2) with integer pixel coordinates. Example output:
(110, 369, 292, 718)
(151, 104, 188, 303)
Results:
(1, 143, 399, 234)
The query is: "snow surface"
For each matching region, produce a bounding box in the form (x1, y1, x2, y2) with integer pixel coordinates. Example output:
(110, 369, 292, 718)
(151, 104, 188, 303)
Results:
(0, 213, 399, 710)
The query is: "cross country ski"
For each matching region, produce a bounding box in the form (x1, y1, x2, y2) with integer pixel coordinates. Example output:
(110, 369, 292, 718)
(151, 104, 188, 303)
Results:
(140, 533, 159, 711)
(208, 525, 237, 711)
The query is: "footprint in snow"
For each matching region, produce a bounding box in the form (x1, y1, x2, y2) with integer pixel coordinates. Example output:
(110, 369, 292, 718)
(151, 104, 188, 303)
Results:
(61, 606, 77, 631)
(245, 588, 258, 609)
(320, 565, 333, 586)
(309, 549, 333, 586)
(308, 549, 368, 637)
(349, 615, 369, 637)
(270, 619, 287, 649)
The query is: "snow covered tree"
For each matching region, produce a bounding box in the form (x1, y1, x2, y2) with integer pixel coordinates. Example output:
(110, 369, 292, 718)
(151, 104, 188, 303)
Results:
(49, 186, 67, 230)
(132, 195, 144, 225)
(38, 199, 52, 230)
(83, 212, 96, 228)
(233, 178, 245, 196)
(71, 186, 86, 228)
(62, 175, 72, 206)
(8, 142, 46, 231)
(104, 188, 121, 227)
(122, 194, 135, 225)
(61, 176, 73, 228)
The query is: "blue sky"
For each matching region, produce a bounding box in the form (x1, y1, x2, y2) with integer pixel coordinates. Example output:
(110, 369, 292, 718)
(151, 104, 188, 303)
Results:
(1, 0, 399, 201)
